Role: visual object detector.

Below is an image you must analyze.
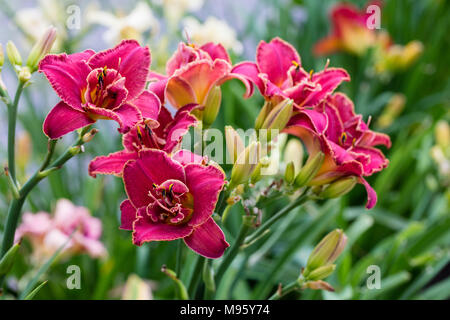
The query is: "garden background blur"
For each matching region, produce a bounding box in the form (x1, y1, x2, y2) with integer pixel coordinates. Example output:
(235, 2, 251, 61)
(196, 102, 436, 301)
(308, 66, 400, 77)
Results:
(0, 0, 449, 299)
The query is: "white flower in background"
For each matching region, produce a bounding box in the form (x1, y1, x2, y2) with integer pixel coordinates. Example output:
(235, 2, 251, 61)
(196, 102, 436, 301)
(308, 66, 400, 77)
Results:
(155, 0, 203, 28)
(14, 0, 66, 50)
(183, 16, 243, 54)
(87, 2, 159, 45)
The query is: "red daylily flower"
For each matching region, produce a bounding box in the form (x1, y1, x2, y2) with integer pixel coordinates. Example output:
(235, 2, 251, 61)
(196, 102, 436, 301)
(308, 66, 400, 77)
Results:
(39, 40, 160, 139)
(120, 149, 229, 259)
(88, 104, 197, 177)
(235, 37, 350, 109)
(284, 93, 391, 209)
(147, 42, 253, 109)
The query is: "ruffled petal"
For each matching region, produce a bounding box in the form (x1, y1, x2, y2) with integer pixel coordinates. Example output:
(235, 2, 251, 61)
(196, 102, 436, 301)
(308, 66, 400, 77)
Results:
(38, 51, 94, 110)
(231, 61, 264, 95)
(88, 104, 142, 133)
(256, 37, 301, 87)
(131, 90, 161, 120)
(358, 177, 377, 209)
(120, 199, 137, 230)
(200, 42, 231, 63)
(184, 218, 229, 259)
(88, 39, 150, 100)
(89, 150, 137, 177)
(184, 163, 226, 227)
(163, 108, 198, 152)
(43, 101, 95, 139)
(172, 150, 206, 166)
(132, 207, 193, 245)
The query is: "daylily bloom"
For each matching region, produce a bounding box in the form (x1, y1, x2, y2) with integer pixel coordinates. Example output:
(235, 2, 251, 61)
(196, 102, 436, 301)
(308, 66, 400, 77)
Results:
(313, 2, 378, 56)
(148, 42, 253, 114)
(235, 37, 350, 109)
(89, 104, 197, 177)
(39, 39, 160, 139)
(15, 199, 106, 262)
(120, 149, 229, 258)
(284, 93, 391, 209)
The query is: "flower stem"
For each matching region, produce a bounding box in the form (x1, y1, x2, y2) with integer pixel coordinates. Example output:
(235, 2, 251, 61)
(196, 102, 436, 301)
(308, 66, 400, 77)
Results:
(0, 127, 89, 260)
(175, 239, 182, 276)
(187, 255, 205, 298)
(7, 82, 25, 183)
(215, 217, 253, 288)
(244, 193, 309, 246)
(268, 278, 304, 300)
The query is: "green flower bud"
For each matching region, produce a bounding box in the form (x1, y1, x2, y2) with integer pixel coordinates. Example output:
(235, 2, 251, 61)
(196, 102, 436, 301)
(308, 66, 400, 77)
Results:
(255, 101, 271, 130)
(305, 229, 347, 273)
(304, 264, 336, 281)
(229, 141, 261, 189)
(284, 139, 304, 176)
(202, 260, 216, 292)
(225, 126, 244, 164)
(18, 66, 32, 83)
(26, 26, 57, 73)
(6, 41, 22, 68)
(260, 99, 293, 141)
(319, 176, 357, 199)
(284, 161, 295, 184)
(0, 242, 21, 276)
(294, 151, 324, 188)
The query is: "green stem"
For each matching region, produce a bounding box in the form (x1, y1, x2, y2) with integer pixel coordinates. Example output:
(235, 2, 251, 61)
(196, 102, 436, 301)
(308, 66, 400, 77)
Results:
(215, 218, 252, 287)
(175, 239, 182, 277)
(187, 256, 205, 298)
(0, 128, 89, 259)
(244, 194, 309, 246)
(268, 278, 304, 300)
(7, 82, 25, 182)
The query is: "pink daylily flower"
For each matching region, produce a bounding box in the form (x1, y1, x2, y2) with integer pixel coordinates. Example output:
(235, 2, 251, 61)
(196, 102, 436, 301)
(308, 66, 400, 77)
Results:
(147, 42, 253, 109)
(15, 199, 106, 261)
(234, 37, 350, 109)
(284, 93, 391, 209)
(120, 149, 229, 259)
(313, 2, 380, 56)
(88, 104, 197, 177)
(39, 39, 160, 139)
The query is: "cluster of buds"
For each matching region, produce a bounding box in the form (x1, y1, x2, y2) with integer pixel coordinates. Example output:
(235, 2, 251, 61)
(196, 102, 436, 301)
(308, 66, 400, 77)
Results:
(2, 26, 56, 84)
(300, 229, 347, 291)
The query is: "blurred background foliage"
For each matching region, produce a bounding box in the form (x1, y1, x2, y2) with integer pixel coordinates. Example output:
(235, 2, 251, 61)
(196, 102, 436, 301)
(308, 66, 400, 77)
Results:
(0, 0, 449, 299)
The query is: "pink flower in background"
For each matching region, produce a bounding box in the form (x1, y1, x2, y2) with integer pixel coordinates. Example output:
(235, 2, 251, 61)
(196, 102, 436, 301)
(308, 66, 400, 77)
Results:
(234, 37, 350, 109)
(313, 2, 382, 57)
(284, 93, 391, 209)
(120, 149, 229, 259)
(148, 42, 253, 109)
(39, 39, 160, 139)
(15, 199, 106, 260)
(89, 104, 197, 177)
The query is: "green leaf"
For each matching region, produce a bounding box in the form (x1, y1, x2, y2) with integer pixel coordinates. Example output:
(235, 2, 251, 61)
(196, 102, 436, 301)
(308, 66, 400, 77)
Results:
(24, 280, 48, 300)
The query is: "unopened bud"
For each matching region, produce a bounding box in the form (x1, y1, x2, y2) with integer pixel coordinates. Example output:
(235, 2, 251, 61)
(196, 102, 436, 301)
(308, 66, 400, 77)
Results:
(284, 161, 295, 184)
(250, 156, 270, 184)
(229, 141, 261, 189)
(260, 99, 293, 141)
(18, 66, 31, 83)
(400, 40, 423, 69)
(304, 264, 336, 281)
(202, 261, 216, 292)
(26, 26, 57, 73)
(284, 139, 304, 175)
(6, 41, 22, 68)
(294, 151, 324, 188)
(202, 86, 221, 128)
(225, 126, 244, 164)
(82, 128, 99, 143)
(305, 229, 347, 273)
(319, 176, 357, 199)
(435, 120, 449, 149)
(303, 280, 334, 292)
(255, 101, 271, 130)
